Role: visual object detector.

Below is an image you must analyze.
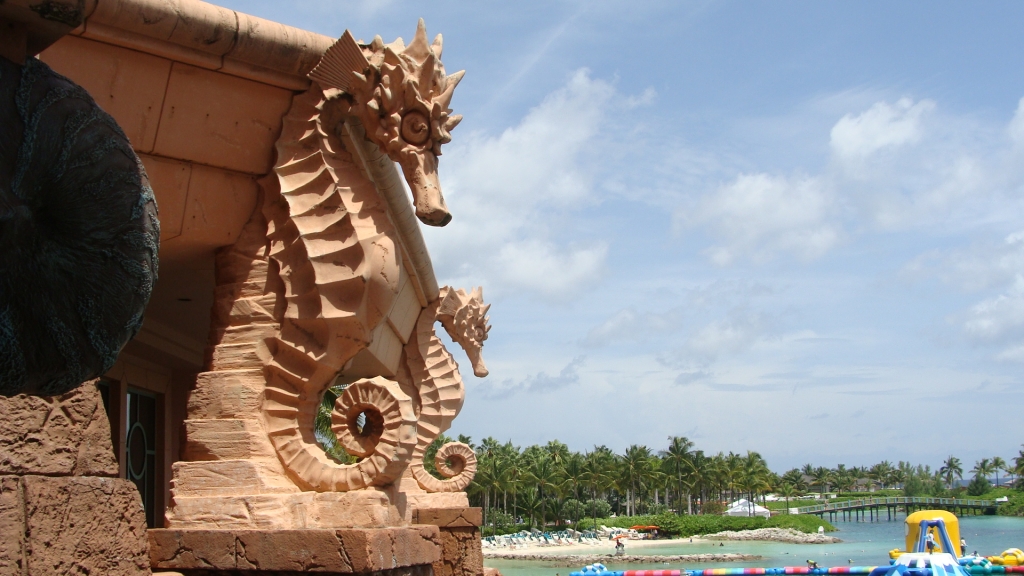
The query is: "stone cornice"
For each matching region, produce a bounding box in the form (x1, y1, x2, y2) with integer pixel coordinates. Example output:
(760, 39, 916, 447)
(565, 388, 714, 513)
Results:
(2, 0, 334, 90)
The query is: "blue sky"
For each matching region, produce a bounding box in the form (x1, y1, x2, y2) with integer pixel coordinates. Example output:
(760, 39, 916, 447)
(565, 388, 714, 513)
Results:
(220, 0, 1024, 471)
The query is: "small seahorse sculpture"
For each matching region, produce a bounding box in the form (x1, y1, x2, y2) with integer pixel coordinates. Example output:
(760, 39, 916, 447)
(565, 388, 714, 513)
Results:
(406, 286, 491, 492)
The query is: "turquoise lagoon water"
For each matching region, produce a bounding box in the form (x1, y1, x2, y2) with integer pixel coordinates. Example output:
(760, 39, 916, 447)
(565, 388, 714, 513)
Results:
(486, 515, 1024, 576)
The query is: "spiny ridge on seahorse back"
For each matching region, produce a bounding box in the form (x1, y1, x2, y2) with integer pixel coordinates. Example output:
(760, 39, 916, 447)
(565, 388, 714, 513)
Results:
(260, 82, 406, 491)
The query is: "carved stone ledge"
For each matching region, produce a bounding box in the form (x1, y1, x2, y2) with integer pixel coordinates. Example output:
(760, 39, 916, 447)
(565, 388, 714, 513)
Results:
(152, 565, 433, 576)
(410, 508, 482, 576)
(150, 527, 441, 573)
(412, 507, 482, 529)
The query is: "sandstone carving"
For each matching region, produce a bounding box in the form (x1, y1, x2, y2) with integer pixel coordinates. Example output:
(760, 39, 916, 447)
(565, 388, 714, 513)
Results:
(166, 20, 487, 534)
(406, 287, 489, 493)
(309, 18, 463, 227)
(0, 382, 150, 575)
(0, 55, 159, 396)
(329, 377, 417, 488)
(0, 381, 118, 476)
(254, 21, 486, 496)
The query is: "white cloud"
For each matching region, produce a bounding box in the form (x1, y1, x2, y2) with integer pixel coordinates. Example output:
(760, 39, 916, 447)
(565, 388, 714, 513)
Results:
(1009, 98, 1024, 145)
(683, 173, 840, 265)
(830, 97, 935, 163)
(583, 306, 683, 347)
(495, 240, 607, 299)
(678, 95, 1024, 265)
(685, 310, 776, 360)
(915, 231, 1024, 292)
(479, 356, 586, 398)
(962, 276, 1024, 347)
(652, 307, 781, 386)
(913, 230, 1024, 362)
(426, 69, 624, 300)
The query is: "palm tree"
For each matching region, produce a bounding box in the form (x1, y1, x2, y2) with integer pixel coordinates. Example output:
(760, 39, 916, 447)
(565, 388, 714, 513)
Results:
(582, 450, 613, 529)
(457, 434, 476, 450)
(738, 452, 772, 514)
(811, 466, 832, 496)
(834, 471, 856, 494)
(688, 450, 713, 513)
(777, 483, 799, 513)
(313, 385, 357, 464)
(870, 460, 894, 490)
(527, 456, 562, 525)
(544, 440, 570, 467)
(562, 453, 586, 526)
(518, 488, 544, 528)
(992, 457, 1007, 488)
(1014, 445, 1024, 488)
(547, 496, 568, 527)
(971, 458, 994, 481)
(661, 436, 695, 515)
(940, 456, 963, 490)
(1002, 458, 1016, 489)
(781, 468, 808, 493)
(621, 445, 653, 516)
(889, 469, 906, 489)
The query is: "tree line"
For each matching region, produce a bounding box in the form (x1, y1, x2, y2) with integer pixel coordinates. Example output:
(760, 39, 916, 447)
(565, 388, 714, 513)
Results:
(436, 435, 1024, 533)
(311, 398, 1024, 532)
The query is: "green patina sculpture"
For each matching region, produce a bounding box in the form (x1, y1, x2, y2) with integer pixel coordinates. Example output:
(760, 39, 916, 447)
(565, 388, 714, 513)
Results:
(0, 55, 159, 396)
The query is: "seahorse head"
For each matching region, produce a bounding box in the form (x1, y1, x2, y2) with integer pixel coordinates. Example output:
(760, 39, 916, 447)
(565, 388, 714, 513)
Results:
(310, 19, 464, 227)
(438, 286, 491, 378)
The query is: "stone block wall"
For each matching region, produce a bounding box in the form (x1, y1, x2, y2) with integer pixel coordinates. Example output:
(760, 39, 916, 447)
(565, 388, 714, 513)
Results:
(413, 508, 484, 576)
(149, 526, 441, 575)
(0, 382, 150, 575)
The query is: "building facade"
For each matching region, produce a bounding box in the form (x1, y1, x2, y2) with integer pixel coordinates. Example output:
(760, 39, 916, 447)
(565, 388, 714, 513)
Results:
(1, 0, 488, 574)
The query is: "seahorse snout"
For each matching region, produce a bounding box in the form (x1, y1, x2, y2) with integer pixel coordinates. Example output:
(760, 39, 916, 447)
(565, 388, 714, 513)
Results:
(468, 350, 488, 378)
(399, 150, 451, 227)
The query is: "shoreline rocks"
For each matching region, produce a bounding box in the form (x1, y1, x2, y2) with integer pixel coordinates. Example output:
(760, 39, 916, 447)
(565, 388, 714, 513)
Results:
(481, 553, 763, 566)
(704, 528, 841, 544)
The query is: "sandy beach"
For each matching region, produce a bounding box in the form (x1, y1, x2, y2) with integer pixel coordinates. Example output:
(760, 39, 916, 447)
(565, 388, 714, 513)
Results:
(482, 552, 762, 566)
(484, 537, 717, 557)
(705, 528, 841, 544)
(484, 528, 840, 559)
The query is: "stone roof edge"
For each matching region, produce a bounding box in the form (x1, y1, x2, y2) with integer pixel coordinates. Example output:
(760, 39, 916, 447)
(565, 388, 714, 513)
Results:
(76, 0, 335, 90)
(0, 0, 334, 90)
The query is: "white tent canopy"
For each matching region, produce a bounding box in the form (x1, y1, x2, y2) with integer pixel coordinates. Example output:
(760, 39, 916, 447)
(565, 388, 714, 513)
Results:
(724, 498, 771, 518)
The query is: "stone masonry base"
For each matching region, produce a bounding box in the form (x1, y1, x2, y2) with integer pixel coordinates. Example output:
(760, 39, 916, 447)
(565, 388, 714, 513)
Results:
(0, 383, 151, 576)
(413, 508, 484, 576)
(149, 527, 441, 574)
(153, 565, 433, 576)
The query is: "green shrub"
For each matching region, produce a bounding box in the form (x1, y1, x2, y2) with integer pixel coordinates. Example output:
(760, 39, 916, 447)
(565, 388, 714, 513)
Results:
(767, 514, 836, 533)
(648, 504, 670, 515)
(997, 492, 1024, 517)
(482, 522, 531, 537)
(967, 476, 992, 497)
(586, 499, 612, 519)
(590, 513, 836, 537)
(564, 499, 586, 521)
(702, 501, 726, 515)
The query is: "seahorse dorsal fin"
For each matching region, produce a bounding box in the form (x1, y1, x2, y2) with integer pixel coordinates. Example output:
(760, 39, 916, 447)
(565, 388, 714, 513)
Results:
(438, 288, 461, 317)
(309, 30, 370, 93)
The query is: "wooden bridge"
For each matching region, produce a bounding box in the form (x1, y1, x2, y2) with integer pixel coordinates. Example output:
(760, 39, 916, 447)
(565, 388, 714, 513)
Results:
(792, 497, 998, 521)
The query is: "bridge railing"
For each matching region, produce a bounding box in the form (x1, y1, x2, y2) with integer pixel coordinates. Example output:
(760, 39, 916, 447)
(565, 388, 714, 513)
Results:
(792, 496, 995, 515)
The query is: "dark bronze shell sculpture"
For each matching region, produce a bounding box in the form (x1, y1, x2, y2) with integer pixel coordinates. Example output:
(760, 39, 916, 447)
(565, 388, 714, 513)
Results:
(0, 57, 159, 396)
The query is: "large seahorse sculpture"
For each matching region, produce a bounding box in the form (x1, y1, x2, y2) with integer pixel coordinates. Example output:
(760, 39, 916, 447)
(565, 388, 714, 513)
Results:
(259, 20, 487, 495)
